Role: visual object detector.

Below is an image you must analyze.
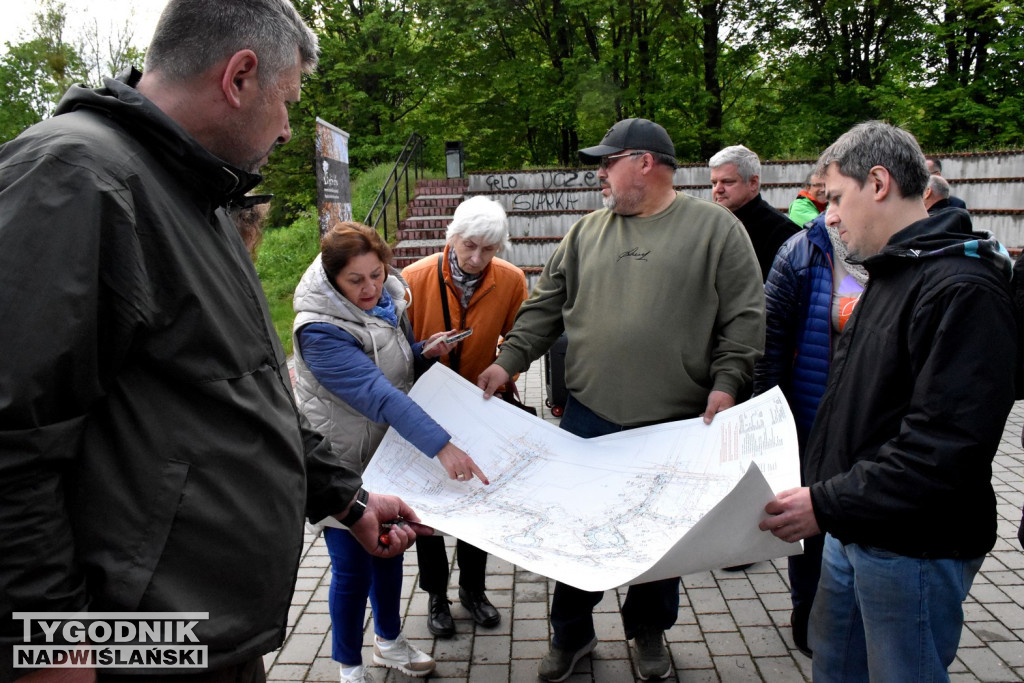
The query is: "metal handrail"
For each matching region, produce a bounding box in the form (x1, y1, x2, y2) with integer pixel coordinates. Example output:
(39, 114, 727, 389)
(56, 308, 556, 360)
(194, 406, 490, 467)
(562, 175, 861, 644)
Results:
(364, 133, 425, 242)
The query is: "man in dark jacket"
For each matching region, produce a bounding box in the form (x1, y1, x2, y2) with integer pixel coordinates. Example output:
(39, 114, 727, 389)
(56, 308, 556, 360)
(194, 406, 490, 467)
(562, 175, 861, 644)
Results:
(924, 173, 953, 214)
(926, 156, 968, 210)
(0, 1, 425, 680)
(710, 144, 798, 281)
(759, 121, 1017, 680)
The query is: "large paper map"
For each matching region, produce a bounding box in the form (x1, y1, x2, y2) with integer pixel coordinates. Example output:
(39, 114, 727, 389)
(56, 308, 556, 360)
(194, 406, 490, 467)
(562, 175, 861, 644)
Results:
(357, 364, 803, 592)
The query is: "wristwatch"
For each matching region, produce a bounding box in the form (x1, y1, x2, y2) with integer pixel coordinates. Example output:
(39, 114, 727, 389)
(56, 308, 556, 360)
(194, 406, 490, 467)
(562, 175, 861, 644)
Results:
(339, 488, 369, 527)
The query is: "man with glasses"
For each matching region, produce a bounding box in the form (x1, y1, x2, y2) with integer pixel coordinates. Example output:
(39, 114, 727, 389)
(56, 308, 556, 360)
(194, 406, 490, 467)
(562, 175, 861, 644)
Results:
(788, 171, 828, 227)
(478, 118, 765, 681)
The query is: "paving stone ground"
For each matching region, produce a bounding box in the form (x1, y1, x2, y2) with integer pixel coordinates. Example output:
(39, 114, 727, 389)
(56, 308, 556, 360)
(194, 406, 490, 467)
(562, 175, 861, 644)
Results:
(269, 358, 1024, 682)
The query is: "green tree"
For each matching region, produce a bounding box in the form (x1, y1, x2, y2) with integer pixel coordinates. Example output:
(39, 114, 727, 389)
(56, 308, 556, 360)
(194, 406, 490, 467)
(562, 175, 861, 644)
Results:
(0, 1, 85, 142)
(236, 0, 1024, 223)
(261, 0, 437, 225)
(402, 0, 581, 168)
(909, 0, 1024, 148)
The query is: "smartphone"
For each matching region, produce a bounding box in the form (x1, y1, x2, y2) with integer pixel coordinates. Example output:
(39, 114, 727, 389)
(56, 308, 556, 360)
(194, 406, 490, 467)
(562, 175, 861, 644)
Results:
(423, 328, 473, 353)
(445, 329, 473, 343)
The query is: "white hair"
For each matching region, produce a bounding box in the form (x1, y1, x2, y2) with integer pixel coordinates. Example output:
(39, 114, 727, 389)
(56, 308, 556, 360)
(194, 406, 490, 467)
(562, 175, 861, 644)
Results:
(709, 145, 761, 182)
(446, 196, 511, 252)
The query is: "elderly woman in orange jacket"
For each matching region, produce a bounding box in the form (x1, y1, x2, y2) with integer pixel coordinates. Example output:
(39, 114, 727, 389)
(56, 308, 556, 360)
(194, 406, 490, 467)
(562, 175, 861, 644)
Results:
(402, 195, 529, 638)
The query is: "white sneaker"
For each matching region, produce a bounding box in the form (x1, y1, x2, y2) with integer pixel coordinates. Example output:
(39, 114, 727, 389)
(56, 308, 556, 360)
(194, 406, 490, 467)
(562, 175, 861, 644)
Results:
(372, 633, 435, 677)
(339, 664, 375, 683)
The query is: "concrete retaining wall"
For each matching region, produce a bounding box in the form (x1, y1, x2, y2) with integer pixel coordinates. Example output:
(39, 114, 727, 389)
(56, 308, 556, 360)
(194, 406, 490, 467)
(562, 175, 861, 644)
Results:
(395, 153, 1024, 278)
(466, 151, 1024, 249)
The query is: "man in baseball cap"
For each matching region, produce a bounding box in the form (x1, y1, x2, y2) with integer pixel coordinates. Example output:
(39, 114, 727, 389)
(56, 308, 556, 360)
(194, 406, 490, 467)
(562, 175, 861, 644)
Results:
(578, 118, 677, 161)
(478, 119, 764, 680)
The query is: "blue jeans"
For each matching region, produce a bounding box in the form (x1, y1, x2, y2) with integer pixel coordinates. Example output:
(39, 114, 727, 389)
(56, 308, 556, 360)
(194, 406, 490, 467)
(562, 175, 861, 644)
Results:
(550, 394, 682, 650)
(810, 533, 982, 682)
(324, 527, 404, 666)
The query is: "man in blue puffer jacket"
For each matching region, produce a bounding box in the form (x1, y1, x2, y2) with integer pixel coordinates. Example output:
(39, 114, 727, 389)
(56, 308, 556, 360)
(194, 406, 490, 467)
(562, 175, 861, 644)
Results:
(754, 212, 866, 656)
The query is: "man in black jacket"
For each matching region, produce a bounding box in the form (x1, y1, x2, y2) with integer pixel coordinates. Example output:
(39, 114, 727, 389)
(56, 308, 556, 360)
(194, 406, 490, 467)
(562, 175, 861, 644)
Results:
(759, 121, 1016, 680)
(923, 173, 953, 214)
(710, 144, 798, 282)
(0, 1, 426, 681)
(926, 156, 968, 210)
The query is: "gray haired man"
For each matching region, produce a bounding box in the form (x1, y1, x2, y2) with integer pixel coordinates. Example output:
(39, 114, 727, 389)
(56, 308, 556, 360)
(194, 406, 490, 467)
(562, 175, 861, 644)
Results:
(710, 144, 797, 281)
(0, 1, 426, 680)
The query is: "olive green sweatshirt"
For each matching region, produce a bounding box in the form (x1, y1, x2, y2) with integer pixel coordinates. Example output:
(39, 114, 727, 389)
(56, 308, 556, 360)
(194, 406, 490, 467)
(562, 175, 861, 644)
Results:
(496, 192, 765, 425)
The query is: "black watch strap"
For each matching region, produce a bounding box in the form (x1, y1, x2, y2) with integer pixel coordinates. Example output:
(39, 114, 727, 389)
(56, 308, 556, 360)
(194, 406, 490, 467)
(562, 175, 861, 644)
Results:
(339, 488, 369, 527)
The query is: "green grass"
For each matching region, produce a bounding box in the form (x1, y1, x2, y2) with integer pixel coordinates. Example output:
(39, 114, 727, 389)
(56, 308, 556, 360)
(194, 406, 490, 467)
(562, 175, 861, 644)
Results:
(255, 214, 321, 356)
(351, 164, 403, 225)
(351, 164, 444, 240)
(255, 163, 444, 354)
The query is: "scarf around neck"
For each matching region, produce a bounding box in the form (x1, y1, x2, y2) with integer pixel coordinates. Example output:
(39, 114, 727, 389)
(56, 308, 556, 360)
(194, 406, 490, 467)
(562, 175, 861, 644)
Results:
(368, 286, 398, 327)
(448, 246, 484, 308)
(827, 224, 870, 287)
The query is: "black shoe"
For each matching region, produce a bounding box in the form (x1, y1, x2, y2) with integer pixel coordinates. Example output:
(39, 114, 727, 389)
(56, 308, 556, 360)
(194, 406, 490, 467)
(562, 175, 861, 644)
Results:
(426, 593, 455, 638)
(791, 604, 812, 657)
(722, 563, 754, 571)
(458, 587, 500, 627)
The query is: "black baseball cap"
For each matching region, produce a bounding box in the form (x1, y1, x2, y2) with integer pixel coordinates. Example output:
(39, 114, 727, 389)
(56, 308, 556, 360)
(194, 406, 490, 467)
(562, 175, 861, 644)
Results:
(578, 118, 676, 163)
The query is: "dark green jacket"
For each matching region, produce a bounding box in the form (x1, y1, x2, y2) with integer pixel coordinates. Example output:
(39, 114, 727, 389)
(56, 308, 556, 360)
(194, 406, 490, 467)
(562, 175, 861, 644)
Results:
(0, 70, 360, 675)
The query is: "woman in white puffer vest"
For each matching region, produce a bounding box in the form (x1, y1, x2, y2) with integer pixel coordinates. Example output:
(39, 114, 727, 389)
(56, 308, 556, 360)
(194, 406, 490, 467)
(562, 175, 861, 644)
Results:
(292, 222, 489, 683)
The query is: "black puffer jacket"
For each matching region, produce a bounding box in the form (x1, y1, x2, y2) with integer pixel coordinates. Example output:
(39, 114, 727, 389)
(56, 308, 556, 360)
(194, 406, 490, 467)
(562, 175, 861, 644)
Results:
(805, 209, 1016, 559)
(0, 70, 360, 675)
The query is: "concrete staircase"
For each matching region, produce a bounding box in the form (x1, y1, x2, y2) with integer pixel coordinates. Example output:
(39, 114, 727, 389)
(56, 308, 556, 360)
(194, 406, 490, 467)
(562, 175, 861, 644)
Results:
(391, 153, 1024, 287)
(391, 178, 467, 269)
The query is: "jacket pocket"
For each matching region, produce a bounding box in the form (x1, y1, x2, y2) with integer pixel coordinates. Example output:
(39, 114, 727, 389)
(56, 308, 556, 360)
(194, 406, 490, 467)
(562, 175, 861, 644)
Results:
(116, 459, 191, 609)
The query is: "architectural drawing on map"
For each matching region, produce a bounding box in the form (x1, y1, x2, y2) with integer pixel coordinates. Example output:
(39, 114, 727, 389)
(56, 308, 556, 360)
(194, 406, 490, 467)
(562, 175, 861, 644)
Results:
(359, 364, 803, 592)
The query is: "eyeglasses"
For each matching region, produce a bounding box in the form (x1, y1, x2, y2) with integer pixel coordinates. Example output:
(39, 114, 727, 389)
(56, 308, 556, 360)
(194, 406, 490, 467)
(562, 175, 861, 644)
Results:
(599, 150, 647, 170)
